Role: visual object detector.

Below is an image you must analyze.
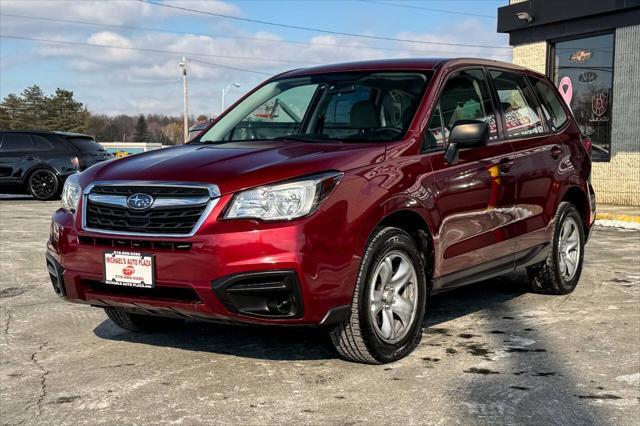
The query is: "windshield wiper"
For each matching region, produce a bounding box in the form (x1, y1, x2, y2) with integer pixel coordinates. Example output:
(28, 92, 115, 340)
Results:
(271, 134, 332, 143)
(194, 140, 232, 145)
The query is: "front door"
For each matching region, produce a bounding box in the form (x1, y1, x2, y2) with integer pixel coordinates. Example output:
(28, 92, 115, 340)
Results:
(423, 68, 518, 290)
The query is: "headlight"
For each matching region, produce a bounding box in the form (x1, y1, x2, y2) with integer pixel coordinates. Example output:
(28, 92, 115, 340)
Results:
(61, 173, 82, 212)
(224, 172, 343, 221)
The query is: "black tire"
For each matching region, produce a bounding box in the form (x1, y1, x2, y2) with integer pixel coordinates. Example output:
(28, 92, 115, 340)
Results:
(329, 227, 428, 364)
(527, 202, 585, 295)
(28, 169, 60, 200)
(104, 307, 184, 333)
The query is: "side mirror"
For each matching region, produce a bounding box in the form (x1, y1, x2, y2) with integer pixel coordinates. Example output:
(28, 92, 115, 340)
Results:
(444, 120, 489, 165)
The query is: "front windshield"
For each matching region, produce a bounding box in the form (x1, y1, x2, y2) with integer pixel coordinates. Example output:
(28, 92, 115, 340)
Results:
(198, 71, 430, 144)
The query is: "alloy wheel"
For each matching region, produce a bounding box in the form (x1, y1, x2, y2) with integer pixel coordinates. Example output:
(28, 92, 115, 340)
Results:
(557, 216, 581, 281)
(30, 170, 57, 199)
(368, 250, 419, 344)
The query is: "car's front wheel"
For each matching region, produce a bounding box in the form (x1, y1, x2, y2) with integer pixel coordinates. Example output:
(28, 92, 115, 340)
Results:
(104, 307, 185, 333)
(330, 227, 427, 364)
(527, 202, 585, 295)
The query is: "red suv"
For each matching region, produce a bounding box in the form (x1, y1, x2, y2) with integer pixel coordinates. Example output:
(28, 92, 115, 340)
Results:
(46, 59, 595, 364)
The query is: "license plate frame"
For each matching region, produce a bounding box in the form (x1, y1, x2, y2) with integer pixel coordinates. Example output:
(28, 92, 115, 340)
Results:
(103, 251, 155, 288)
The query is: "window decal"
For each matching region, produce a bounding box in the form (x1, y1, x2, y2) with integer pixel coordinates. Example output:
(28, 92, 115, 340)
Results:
(578, 71, 598, 84)
(558, 76, 573, 105)
(553, 33, 614, 161)
(569, 50, 592, 63)
(591, 92, 609, 122)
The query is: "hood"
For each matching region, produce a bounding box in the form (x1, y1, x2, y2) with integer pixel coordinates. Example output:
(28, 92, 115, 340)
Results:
(81, 141, 385, 195)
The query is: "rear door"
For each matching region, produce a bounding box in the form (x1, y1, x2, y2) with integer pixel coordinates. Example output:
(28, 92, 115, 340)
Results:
(423, 68, 518, 290)
(488, 69, 566, 258)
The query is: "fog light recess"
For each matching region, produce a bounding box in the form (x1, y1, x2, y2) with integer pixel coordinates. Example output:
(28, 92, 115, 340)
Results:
(211, 270, 303, 319)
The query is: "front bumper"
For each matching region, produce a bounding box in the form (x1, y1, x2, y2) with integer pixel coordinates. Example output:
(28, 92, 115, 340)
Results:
(46, 199, 357, 326)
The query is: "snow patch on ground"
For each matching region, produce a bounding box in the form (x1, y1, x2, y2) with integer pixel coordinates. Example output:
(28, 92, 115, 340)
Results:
(615, 373, 640, 386)
(505, 336, 536, 347)
(596, 220, 640, 230)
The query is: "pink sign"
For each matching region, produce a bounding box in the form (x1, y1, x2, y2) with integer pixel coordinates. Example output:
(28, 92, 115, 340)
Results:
(558, 76, 573, 106)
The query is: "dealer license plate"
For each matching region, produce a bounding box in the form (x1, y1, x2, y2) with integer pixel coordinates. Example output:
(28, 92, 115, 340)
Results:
(104, 251, 155, 288)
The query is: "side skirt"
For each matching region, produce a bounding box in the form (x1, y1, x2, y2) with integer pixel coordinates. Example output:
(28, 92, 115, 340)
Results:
(431, 243, 550, 294)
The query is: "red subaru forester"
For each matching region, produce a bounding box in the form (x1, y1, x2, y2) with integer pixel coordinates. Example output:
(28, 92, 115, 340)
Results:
(46, 59, 595, 364)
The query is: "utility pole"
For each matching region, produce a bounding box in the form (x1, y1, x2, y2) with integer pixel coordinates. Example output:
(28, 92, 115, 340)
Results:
(221, 82, 240, 114)
(179, 56, 189, 143)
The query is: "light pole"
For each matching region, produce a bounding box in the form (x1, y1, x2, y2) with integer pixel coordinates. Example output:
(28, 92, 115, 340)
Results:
(179, 56, 189, 143)
(221, 82, 240, 114)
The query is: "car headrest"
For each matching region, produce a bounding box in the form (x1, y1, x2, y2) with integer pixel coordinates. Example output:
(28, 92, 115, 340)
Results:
(350, 100, 380, 129)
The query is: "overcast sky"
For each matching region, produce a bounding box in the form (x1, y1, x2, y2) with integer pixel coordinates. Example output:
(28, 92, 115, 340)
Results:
(0, 0, 510, 117)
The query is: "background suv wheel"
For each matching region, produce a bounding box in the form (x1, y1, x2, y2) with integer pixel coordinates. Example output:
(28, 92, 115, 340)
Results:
(330, 227, 427, 364)
(527, 202, 585, 295)
(28, 169, 60, 200)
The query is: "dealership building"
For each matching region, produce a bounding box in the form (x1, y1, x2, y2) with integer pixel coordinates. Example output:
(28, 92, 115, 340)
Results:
(498, 0, 640, 206)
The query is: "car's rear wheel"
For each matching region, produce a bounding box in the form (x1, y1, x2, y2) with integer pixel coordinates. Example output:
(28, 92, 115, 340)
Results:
(28, 169, 60, 200)
(330, 227, 427, 364)
(527, 202, 585, 295)
(104, 307, 184, 333)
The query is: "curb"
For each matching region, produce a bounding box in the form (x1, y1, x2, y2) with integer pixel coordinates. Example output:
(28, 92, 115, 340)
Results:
(595, 212, 640, 230)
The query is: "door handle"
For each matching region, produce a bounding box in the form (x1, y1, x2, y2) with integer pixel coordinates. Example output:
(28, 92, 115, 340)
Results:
(550, 145, 562, 159)
(25, 156, 37, 161)
(498, 157, 513, 174)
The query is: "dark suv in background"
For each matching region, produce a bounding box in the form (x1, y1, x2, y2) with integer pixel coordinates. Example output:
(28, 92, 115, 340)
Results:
(0, 130, 113, 200)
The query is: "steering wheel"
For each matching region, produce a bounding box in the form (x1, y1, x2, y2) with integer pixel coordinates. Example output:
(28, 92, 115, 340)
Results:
(370, 126, 403, 138)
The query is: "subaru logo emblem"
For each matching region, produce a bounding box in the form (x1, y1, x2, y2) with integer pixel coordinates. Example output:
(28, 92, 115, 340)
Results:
(127, 193, 154, 210)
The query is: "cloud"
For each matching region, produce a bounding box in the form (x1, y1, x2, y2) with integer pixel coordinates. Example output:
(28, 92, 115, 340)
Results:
(0, 0, 239, 26)
(1, 2, 511, 115)
(393, 19, 511, 60)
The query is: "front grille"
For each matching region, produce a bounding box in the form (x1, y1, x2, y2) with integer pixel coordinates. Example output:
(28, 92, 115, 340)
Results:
(86, 202, 206, 234)
(91, 185, 209, 197)
(83, 182, 218, 236)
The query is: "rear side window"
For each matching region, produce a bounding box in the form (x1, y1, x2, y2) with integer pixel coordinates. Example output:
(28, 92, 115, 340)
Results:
(528, 76, 568, 131)
(32, 135, 55, 151)
(490, 70, 545, 138)
(0, 133, 34, 151)
(67, 137, 104, 153)
(425, 68, 497, 150)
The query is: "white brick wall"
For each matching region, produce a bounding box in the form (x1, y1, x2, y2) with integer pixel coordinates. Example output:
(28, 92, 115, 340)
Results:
(512, 42, 547, 74)
(591, 25, 640, 206)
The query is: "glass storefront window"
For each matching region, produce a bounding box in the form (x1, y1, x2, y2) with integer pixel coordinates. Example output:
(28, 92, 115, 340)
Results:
(552, 33, 614, 161)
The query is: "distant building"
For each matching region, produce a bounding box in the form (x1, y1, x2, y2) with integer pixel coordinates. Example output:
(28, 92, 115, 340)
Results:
(498, 0, 640, 206)
(99, 142, 164, 158)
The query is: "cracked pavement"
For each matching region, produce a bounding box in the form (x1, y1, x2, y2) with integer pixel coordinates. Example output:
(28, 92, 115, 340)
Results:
(1, 199, 639, 425)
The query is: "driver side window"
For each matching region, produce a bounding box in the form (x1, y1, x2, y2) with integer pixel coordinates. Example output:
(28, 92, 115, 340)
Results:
(424, 68, 496, 151)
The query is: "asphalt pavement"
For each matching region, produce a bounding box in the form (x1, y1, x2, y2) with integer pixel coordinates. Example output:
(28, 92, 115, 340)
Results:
(1, 199, 639, 425)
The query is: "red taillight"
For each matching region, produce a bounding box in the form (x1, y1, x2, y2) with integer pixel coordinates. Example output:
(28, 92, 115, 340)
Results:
(580, 135, 592, 154)
(71, 156, 79, 168)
